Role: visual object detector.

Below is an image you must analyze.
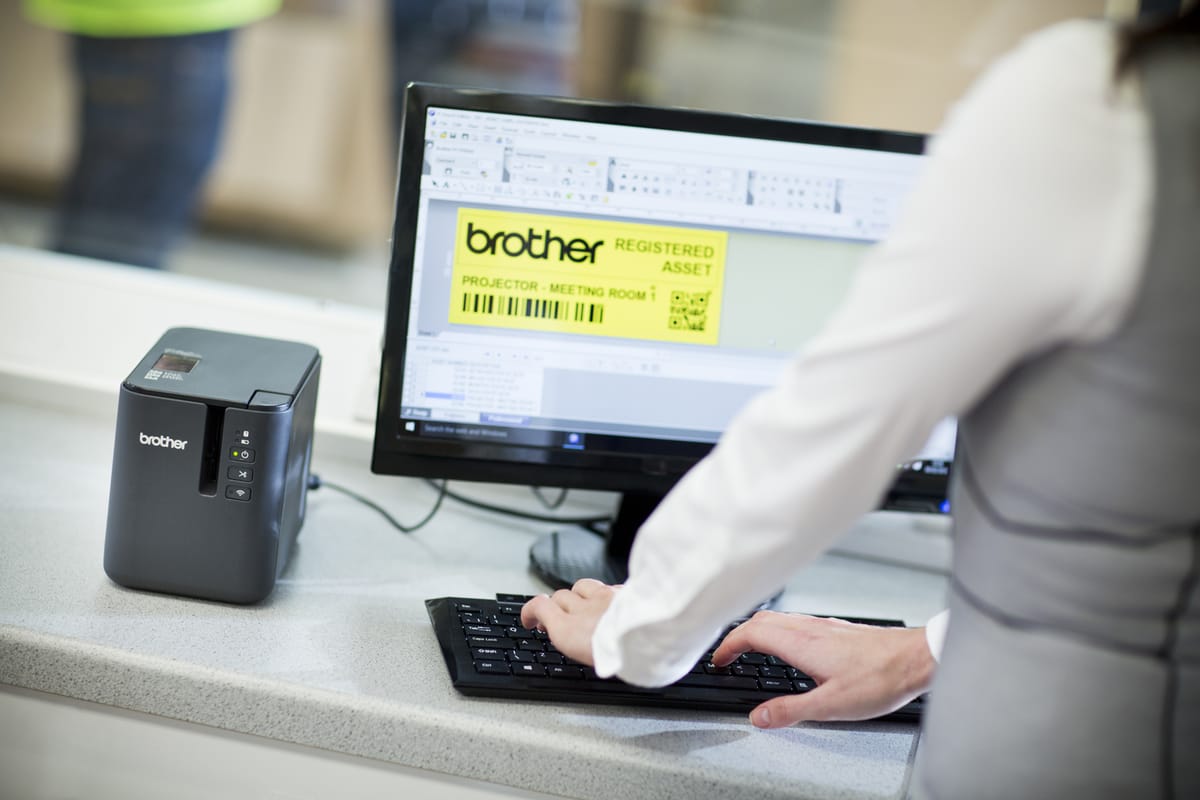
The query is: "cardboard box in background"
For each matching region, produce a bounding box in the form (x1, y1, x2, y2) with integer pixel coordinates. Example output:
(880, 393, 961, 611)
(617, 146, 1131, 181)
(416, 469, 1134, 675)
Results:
(0, 2, 73, 196)
(825, 0, 1116, 134)
(573, 0, 1125, 134)
(0, 0, 394, 250)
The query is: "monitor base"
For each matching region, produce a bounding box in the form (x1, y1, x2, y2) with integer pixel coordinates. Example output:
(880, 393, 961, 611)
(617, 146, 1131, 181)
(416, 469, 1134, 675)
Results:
(528, 526, 628, 589)
(528, 490, 661, 589)
(528, 529, 784, 615)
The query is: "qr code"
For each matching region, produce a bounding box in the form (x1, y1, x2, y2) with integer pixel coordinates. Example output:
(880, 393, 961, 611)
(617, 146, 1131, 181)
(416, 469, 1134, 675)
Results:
(668, 291, 709, 332)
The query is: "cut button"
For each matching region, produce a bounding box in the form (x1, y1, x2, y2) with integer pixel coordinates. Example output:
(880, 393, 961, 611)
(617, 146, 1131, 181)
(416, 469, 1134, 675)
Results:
(228, 465, 253, 482)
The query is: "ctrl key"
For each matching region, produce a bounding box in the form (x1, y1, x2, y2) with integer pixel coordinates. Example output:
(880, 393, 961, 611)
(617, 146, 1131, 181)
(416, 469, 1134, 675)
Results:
(474, 660, 510, 675)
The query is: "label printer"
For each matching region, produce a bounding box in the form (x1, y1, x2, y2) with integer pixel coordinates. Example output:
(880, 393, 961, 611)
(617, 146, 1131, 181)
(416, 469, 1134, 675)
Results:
(104, 328, 321, 603)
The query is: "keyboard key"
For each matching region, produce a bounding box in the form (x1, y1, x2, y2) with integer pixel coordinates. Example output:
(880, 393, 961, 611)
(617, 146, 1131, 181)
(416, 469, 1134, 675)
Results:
(703, 663, 732, 676)
(738, 653, 767, 665)
(518, 640, 545, 652)
(547, 665, 586, 679)
(496, 593, 533, 604)
(491, 614, 518, 627)
(464, 624, 507, 637)
(732, 665, 759, 678)
(471, 647, 507, 660)
(511, 662, 546, 677)
(759, 666, 787, 679)
(509, 650, 537, 663)
(536, 652, 565, 665)
(455, 602, 482, 613)
(459, 613, 486, 625)
(465, 638, 513, 652)
(793, 679, 814, 691)
(496, 601, 525, 616)
(474, 660, 510, 675)
(468, 636, 516, 649)
(676, 674, 760, 691)
(759, 678, 790, 692)
(506, 626, 538, 639)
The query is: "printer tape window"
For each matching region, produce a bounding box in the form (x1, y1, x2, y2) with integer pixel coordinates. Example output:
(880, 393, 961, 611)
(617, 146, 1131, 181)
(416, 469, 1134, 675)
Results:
(152, 352, 200, 373)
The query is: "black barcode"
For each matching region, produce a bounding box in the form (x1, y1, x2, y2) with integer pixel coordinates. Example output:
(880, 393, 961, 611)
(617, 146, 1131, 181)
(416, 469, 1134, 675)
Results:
(460, 293, 604, 324)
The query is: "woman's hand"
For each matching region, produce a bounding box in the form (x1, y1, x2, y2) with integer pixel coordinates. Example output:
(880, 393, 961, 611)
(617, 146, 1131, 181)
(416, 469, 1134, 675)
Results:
(712, 610, 936, 728)
(520, 578, 618, 666)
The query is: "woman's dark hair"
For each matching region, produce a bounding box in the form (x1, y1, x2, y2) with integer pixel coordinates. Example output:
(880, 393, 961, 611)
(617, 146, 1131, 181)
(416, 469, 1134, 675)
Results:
(1117, 3, 1200, 74)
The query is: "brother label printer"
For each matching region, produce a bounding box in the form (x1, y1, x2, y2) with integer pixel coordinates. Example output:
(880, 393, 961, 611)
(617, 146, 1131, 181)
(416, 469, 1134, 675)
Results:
(104, 328, 321, 603)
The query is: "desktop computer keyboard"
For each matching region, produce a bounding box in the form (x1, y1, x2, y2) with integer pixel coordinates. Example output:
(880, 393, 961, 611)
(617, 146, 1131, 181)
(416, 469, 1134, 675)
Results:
(426, 594, 925, 722)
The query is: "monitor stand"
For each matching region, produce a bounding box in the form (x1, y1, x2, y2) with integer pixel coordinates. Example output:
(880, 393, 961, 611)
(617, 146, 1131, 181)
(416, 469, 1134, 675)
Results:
(528, 490, 784, 610)
(528, 490, 661, 589)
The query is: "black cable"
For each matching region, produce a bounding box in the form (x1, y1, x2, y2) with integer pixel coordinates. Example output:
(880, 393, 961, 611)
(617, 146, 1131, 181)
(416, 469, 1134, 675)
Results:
(309, 474, 448, 534)
(308, 472, 612, 532)
(423, 478, 612, 526)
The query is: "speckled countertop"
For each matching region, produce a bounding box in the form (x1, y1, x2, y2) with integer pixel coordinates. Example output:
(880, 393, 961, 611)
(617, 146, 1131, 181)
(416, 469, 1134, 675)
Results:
(0, 393, 948, 800)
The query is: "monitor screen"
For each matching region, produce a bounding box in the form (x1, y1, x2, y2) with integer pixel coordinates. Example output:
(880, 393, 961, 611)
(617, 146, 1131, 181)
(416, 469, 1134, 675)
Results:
(373, 84, 951, 586)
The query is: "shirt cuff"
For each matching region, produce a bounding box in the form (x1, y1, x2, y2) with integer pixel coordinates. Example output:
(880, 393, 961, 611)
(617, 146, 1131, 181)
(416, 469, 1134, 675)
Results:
(589, 584, 711, 687)
(925, 609, 950, 662)
(592, 609, 622, 680)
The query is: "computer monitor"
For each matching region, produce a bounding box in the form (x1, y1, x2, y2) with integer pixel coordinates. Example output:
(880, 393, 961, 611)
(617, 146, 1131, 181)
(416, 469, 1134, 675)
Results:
(372, 83, 952, 588)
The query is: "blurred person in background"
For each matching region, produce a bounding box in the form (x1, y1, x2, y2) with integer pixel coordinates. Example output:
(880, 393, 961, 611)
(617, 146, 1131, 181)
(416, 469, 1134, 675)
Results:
(24, 0, 280, 269)
(388, 0, 481, 142)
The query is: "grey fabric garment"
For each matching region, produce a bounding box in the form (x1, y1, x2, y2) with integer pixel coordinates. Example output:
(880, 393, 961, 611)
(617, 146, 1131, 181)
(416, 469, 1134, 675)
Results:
(911, 40, 1200, 800)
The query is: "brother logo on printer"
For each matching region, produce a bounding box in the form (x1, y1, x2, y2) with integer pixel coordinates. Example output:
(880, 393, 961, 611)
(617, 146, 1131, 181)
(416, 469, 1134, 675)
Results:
(138, 432, 188, 450)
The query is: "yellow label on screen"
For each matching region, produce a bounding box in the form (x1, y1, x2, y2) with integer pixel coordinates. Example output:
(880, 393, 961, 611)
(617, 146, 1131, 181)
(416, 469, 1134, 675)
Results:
(448, 208, 728, 345)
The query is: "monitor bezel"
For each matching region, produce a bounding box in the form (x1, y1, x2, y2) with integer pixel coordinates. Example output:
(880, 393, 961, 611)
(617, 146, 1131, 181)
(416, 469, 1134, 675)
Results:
(372, 82, 928, 497)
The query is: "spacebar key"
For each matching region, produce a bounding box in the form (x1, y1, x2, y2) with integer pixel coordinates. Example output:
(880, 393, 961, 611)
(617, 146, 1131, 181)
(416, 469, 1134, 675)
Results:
(675, 674, 760, 691)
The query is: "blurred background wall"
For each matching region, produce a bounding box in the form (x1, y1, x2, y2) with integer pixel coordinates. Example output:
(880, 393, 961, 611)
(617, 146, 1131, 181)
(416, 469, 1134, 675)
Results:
(0, 0, 1129, 297)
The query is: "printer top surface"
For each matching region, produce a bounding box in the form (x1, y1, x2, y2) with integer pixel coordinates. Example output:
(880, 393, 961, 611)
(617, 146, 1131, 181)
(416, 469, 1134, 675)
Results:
(123, 328, 319, 409)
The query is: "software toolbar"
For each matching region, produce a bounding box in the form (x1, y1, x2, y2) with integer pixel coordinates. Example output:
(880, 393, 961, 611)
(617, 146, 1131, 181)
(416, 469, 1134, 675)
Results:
(423, 107, 921, 242)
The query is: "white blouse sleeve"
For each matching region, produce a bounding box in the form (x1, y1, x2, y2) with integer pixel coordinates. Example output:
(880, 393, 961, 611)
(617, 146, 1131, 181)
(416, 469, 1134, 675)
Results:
(591, 20, 1152, 687)
(925, 610, 951, 662)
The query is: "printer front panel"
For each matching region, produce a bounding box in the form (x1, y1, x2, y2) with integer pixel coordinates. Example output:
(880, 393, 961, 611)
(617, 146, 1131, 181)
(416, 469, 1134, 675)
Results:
(104, 385, 289, 603)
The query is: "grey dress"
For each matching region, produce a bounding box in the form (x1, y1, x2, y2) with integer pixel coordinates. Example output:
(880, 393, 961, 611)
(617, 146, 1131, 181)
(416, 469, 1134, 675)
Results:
(912, 40, 1200, 800)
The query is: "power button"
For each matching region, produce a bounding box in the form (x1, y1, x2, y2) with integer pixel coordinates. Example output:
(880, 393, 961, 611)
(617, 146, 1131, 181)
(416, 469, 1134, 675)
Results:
(229, 447, 255, 463)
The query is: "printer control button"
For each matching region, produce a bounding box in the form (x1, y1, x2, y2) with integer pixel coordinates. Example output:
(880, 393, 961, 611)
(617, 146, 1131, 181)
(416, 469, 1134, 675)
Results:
(249, 391, 292, 409)
(230, 447, 256, 463)
(225, 486, 252, 502)
(228, 465, 254, 483)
